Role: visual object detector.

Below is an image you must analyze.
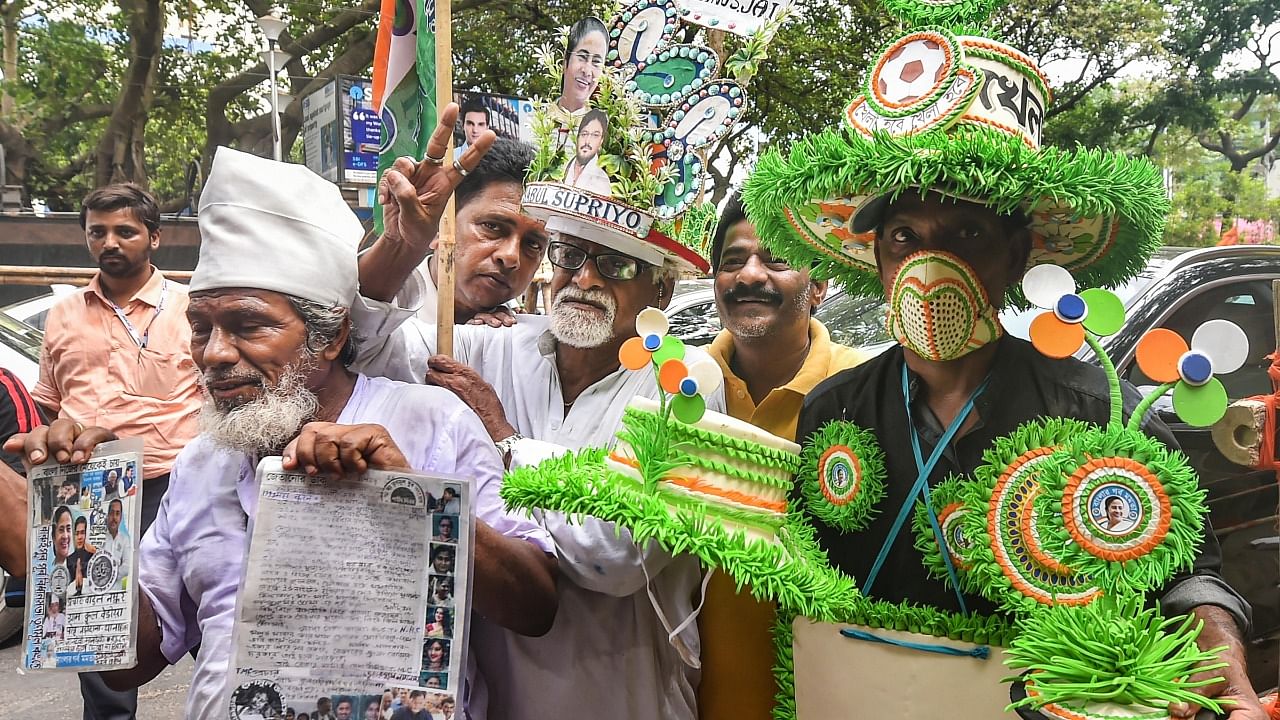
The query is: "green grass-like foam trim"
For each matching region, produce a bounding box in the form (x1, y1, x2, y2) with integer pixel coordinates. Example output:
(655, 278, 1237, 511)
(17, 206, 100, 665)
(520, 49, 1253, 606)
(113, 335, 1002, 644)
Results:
(797, 420, 886, 533)
(913, 474, 980, 592)
(881, 0, 1004, 27)
(1006, 594, 1227, 714)
(741, 126, 1167, 305)
(1036, 425, 1209, 593)
(624, 407, 802, 473)
(500, 448, 859, 619)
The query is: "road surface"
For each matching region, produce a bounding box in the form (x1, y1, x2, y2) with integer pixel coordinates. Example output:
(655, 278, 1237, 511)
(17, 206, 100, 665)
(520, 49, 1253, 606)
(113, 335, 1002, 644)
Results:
(0, 632, 193, 717)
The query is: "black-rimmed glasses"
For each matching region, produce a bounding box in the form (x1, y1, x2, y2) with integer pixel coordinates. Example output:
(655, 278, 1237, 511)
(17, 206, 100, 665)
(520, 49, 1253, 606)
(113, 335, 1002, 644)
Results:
(548, 241, 645, 281)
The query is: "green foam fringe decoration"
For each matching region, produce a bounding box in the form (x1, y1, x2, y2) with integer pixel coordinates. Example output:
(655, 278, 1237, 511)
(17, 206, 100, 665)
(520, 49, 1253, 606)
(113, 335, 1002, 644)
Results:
(912, 474, 980, 593)
(797, 420, 886, 533)
(499, 448, 860, 619)
(1006, 594, 1228, 714)
(741, 126, 1168, 307)
(963, 418, 1100, 615)
(881, 0, 1005, 28)
(771, 611, 798, 720)
(1036, 425, 1209, 594)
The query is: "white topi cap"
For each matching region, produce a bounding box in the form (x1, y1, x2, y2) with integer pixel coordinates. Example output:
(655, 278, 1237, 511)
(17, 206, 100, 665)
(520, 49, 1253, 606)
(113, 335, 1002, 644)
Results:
(191, 147, 365, 308)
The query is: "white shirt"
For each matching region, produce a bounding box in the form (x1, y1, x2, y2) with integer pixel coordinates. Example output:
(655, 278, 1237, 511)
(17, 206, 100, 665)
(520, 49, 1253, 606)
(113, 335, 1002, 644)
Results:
(138, 375, 550, 720)
(411, 262, 440, 324)
(101, 526, 131, 591)
(352, 294, 726, 720)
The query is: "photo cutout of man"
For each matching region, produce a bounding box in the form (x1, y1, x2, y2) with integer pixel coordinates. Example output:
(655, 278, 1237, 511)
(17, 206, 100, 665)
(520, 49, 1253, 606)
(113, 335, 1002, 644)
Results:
(122, 463, 137, 496)
(430, 543, 455, 576)
(103, 469, 120, 501)
(454, 100, 490, 160)
(102, 497, 131, 590)
(563, 109, 612, 196)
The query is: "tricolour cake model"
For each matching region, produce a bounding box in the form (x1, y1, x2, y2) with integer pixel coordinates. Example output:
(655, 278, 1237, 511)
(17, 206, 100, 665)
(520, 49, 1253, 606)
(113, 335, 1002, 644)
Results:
(606, 396, 801, 542)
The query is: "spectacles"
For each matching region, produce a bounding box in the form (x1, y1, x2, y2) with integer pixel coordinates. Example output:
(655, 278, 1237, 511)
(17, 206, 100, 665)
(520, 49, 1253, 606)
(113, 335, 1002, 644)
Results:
(548, 241, 645, 281)
(570, 50, 605, 68)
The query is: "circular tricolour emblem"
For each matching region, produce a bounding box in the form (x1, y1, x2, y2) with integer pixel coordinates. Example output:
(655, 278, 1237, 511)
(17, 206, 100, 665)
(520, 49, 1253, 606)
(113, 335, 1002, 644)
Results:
(1061, 457, 1170, 561)
(818, 445, 861, 505)
(798, 421, 885, 533)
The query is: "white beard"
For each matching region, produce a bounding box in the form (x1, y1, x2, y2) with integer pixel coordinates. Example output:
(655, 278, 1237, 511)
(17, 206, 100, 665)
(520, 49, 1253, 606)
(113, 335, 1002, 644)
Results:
(198, 362, 319, 455)
(549, 286, 618, 348)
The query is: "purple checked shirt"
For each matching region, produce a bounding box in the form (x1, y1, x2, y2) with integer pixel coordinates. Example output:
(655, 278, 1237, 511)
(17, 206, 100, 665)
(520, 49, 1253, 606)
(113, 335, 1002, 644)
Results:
(137, 374, 551, 720)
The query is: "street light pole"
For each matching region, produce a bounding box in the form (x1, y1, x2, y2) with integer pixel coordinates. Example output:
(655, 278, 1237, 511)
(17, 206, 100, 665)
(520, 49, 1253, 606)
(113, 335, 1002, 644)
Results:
(256, 12, 289, 162)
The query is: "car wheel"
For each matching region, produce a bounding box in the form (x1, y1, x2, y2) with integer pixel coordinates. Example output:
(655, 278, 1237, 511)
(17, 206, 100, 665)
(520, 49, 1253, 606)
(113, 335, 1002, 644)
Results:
(0, 566, 21, 644)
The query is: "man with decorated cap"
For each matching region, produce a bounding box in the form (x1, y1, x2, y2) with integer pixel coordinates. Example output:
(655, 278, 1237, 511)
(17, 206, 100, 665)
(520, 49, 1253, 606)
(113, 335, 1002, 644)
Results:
(3, 145, 558, 720)
(742, 0, 1259, 717)
(352, 27, 735, 715)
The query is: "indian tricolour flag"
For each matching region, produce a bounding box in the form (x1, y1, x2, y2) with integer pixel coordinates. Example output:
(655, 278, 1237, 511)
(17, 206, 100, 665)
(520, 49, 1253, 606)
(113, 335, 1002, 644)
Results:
(372, 0, 436, 231)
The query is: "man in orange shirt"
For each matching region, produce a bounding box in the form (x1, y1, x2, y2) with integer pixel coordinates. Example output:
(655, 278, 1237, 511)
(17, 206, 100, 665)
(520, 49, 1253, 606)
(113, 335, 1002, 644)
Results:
(31, 183, 201, 720)
(697, 195, 868, 720)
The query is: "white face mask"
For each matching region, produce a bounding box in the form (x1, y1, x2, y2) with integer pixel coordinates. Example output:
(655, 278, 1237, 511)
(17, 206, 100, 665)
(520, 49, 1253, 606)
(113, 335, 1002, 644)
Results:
(885, 250, 1002, 361)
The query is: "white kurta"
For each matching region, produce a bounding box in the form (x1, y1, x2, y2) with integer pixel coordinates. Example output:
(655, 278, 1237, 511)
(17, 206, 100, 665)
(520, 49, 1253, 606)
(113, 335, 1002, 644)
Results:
(352, 293, 726, 720)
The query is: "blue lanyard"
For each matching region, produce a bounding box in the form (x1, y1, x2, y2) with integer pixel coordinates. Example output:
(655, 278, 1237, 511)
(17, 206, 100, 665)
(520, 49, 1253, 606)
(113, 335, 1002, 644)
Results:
(860, 362, 989, 615)
(108, 280, 167, 349)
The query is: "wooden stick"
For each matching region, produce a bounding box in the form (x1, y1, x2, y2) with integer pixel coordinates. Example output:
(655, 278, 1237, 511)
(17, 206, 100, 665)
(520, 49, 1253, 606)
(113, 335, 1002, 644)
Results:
(434, 0, 457, 357)
(0, 266, 192, 286)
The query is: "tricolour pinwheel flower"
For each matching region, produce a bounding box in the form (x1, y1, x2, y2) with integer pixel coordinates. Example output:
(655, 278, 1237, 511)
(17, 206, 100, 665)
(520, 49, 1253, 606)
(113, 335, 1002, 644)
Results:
(618, 307, 721, 422)
(1022, 264, 1126, 359)
(1133, 320, 1248, 426)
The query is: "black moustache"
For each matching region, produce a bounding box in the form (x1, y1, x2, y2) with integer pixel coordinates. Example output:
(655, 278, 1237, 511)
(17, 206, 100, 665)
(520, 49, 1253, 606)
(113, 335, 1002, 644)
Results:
(727, 290, 782, 304)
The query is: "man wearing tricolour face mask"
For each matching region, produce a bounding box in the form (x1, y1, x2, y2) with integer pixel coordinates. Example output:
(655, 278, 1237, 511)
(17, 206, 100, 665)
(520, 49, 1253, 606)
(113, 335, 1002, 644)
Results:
(352, 98, 723, 719)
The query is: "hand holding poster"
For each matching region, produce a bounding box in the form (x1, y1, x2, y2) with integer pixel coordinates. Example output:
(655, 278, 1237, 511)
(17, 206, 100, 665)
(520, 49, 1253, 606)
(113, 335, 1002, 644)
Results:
(224, 459, 473, 720)
(23, 438, 144, 671)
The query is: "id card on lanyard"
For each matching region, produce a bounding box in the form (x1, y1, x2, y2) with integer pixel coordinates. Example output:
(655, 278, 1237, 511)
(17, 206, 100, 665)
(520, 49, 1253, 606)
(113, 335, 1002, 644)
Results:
(108, 280, 167, 350)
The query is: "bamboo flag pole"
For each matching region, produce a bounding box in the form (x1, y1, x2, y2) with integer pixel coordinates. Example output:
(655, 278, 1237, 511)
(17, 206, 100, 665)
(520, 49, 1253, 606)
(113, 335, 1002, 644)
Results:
(434, 0, 457, 357)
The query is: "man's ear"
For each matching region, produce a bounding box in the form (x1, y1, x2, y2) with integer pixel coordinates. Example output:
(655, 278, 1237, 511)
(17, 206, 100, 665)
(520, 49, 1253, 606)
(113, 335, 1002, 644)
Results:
(149, 229, 161, 252)
(810, 278, 829, 309)
(321, 318, 353, 362)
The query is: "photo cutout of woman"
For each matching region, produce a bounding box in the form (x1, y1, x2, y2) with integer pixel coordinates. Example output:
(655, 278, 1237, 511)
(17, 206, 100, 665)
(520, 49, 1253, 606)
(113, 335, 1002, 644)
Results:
(556, 17, 607, 116)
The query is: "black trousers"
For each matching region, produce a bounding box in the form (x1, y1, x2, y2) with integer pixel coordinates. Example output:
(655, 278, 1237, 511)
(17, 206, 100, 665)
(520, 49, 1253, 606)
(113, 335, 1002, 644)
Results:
(78, 473, 170, 720)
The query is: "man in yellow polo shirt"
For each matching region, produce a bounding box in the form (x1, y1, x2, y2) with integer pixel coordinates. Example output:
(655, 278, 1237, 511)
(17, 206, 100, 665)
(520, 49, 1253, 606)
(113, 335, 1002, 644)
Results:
(698, 195, 869, 719)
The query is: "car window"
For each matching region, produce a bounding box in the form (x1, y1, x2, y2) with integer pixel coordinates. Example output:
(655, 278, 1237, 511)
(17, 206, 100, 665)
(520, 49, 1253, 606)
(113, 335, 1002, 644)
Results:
(815, 293, 893, 349)
(666, 299, 721, 346)
(1124, 280, 1276, 401)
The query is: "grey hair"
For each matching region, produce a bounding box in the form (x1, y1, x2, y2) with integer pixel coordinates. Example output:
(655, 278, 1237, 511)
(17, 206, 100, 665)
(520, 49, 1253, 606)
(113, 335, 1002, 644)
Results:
(286, 297, 359, 366)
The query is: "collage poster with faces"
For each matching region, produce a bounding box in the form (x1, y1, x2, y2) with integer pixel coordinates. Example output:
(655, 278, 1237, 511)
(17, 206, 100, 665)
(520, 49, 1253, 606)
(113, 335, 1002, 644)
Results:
(553, 17, 616, 199)
(225, 460, 472, 720)
(23, 438, 145, 670)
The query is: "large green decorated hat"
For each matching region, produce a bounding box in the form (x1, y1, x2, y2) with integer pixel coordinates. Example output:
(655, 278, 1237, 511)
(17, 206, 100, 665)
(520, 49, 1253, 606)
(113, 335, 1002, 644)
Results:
(521, 0, 779, 274)
(741, 0, 1170, 300)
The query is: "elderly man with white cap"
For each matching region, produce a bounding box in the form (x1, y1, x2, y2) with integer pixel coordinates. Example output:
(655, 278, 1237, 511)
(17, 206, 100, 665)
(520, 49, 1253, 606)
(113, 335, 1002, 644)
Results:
(4, 146, 557, 720)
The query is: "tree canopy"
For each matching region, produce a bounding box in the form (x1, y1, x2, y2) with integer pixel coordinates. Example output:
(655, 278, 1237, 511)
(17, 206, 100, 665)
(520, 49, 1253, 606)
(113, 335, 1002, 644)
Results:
(0, 0, 1278, 243)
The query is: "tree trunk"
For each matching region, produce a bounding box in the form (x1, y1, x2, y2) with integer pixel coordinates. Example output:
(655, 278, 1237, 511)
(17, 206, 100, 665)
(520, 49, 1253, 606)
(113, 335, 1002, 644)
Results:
(1, 1, 21, 119)
(93, 0, 164, 188)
